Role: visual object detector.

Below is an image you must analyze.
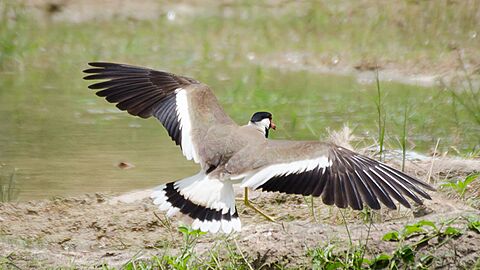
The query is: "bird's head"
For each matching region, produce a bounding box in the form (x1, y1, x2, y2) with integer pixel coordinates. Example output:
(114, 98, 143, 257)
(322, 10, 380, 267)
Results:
(249, 111, 276, 138)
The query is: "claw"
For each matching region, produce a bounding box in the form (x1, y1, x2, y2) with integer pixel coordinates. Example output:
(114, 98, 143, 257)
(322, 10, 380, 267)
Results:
(242, 187, 276, 222)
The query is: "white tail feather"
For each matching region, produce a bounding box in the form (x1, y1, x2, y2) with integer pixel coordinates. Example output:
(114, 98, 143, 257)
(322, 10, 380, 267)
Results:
(174, 172, 236, 214)
(151, 171, 240, 233)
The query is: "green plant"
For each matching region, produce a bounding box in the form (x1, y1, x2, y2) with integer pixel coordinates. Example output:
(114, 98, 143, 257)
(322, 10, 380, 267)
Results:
(303, 195, 318, 222)
(0, 253, 22, 270)
(374, 69, 386, 162)
(383, 219, 463, 243)
(0, 164, 19, 202)
(308, 219, 467, 269)
(440, 172, 479, 200)
(309, 244, 368, 270)
(309, 243, 434, 270)
(448, 51, 480, 125)
(0, 1, 31, 68)
(466, 215, 480, 233)
(121, 226, 206, 270)
(115, 226, 263, 270)
(161, 226, 206, 270)
(400, 104, 408, 172)
(465, 146, 480, 159)
(309, 212, 373, 270)
(381, 219, 463, 269)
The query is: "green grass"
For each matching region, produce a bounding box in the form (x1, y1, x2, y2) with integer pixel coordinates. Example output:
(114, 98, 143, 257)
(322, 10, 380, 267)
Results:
(0, 254, 21, 270)
(374, 69, 386, 162)
(442, 51, 480, 126)
(400, 104, 409, 172)
(0, 1, 30, 68)
(87, 215, 480, 270)
(98, 226, 260, 270)
(0, 164, 19, 202)
(309, 217, 477, 270)
(441, 172, 479, 201)
(1, 1, 479, 72)
(1, 0, 478, 200)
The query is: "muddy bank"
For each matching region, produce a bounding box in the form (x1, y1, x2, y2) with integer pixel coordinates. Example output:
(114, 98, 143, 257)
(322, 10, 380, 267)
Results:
(253, 51, 446, 88)
(1, 183, 479, 268)
(1, 150, 480, 268)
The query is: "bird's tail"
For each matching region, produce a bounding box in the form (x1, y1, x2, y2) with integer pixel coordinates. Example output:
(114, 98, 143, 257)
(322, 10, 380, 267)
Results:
(151, 171, 240, 233)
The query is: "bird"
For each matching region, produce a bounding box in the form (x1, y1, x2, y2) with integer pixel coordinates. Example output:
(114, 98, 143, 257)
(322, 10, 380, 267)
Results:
(83, 62, 435, 234)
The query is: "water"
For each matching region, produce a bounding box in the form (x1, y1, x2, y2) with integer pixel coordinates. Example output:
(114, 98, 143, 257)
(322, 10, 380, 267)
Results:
(0, 8, 478, 200)
(0, 64, 477, 201)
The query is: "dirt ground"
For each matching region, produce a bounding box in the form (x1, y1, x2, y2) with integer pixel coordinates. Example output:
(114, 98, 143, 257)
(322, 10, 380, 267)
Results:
(1, 161, 479, 269)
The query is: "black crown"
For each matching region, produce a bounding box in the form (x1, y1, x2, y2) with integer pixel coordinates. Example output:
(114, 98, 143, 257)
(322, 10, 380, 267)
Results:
(250, 111, 272, 122)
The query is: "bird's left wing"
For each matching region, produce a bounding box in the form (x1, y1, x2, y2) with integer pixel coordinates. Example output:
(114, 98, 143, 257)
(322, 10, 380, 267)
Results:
(240, 140, 435, 210)
(83, 62, 235, 164)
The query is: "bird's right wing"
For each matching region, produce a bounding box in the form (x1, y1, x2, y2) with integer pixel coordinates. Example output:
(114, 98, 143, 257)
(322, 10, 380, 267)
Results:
(83, 62, 236, 164)
(240, 140, 435, 210)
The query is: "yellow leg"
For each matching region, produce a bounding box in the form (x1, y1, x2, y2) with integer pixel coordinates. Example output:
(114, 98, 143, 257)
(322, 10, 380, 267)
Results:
(242, 187, 276, 222)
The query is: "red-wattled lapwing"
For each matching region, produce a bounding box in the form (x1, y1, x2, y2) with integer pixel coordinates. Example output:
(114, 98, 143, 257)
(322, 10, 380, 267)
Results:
(83, 62, 435, 233)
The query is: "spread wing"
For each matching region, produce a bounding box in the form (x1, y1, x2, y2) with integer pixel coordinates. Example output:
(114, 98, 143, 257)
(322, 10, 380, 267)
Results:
(240, 140, 435, 210)
(83, 62, 235, 163)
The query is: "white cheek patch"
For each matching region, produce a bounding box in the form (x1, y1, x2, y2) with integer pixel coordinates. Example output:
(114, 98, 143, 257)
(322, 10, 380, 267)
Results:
(241, 156, 332, 189)
(259, 118, 271, 129)
(175, 88, 199, 162)
(248, 118, 271, 136)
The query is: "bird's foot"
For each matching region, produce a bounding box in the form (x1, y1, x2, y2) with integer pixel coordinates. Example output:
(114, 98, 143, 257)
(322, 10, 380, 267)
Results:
(244, 199, 276, 222)
(240, 187, 276, 222)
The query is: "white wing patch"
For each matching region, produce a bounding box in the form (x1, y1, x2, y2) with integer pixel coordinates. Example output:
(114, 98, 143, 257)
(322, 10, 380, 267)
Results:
(241, 156, 332, 189)
(175, 88, 199, 162)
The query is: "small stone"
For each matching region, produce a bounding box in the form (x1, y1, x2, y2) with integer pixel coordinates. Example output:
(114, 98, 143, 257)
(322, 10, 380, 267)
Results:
(412, 204, 434, 217)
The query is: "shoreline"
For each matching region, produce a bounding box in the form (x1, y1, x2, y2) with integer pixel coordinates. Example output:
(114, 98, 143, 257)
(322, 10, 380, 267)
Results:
(1, 183, 479, 268)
